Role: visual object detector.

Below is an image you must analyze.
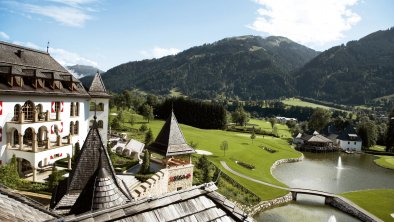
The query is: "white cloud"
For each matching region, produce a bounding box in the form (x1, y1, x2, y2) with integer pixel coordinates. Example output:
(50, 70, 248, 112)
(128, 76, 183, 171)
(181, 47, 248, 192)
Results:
(3, 0, 98, 27)
(247, 0, 361, 47)
(140, 47, 181, 59)
(0, 31, 10, 40)
(23, 4, 91, 27)
(12, 41, 98, 70)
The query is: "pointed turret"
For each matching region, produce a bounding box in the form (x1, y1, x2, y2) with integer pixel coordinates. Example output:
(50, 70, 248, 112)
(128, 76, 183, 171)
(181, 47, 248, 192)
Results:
(51, 115, 130, 215)
(88, 72, 110, 98)
(147, 111, 195, 157)
(69, 152, 126, 215)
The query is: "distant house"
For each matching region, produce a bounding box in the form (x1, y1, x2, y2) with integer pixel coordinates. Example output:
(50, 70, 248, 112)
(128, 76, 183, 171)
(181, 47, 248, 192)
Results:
(276, 116, 297, 124)
(322, 125, 362, 152)
(296, 130, 337, 152)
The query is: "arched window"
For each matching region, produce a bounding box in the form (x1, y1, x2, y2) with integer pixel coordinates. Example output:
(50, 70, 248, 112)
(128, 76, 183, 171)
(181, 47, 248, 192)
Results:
(70, 121, 75, 135)
(98, 103, 104, 111)
(70, 102, 74, 116)
(36, 104, 43, 114)
(14, 104, 21, 121)
(98, 120, 104, 129)
(89, 102, 96, 111)
(74, 121, 79, 135)
(75, 102, 79, 116)
(22, 101, 35, 121)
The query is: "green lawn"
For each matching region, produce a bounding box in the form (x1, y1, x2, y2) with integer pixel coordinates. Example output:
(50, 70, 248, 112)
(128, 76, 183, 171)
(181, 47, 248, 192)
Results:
(110, 108, 301, 200)
(248, 119, 292, 139)
(341, 189, 394, 222)
(374, 156, 394, 170)
(370, 145, 386, 152)
(282, 98, 335, 109)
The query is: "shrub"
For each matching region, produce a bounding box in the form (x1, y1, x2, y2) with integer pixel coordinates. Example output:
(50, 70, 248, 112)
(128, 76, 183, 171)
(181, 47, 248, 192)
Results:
(236, 161, 255, 170)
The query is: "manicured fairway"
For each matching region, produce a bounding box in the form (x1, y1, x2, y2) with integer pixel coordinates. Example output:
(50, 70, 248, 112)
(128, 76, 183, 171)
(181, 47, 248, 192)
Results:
(110, 109, 301, 200)
(282, 98, 334, 109)
(374, 156, 394, 170)
(341, 189, 394, 222)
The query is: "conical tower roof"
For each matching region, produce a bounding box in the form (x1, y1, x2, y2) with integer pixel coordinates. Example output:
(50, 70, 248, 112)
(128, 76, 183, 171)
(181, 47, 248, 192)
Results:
(69, 161, 126, 215)
(88, 72, 110, 98)
(52, 116, 130, 214)
(147, 111, 195, 156)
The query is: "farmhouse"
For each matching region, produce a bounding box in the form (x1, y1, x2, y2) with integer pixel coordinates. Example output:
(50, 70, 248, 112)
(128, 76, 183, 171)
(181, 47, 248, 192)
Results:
(296, 131, 337, 152)
(0, 41, 110, 181)
(323, 125, 363, 152)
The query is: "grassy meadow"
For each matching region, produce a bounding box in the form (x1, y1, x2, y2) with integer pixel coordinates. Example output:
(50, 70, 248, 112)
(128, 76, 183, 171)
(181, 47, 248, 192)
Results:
(374, 156, 394, 170)
(110, 108, 301, 200)
(341, 189, 394, 222)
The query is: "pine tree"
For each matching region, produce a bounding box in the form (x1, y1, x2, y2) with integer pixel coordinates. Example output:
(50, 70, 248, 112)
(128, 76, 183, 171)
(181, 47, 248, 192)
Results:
(48, 165, 62, 190)
(386, 109, 394, 152)
(250, 127, 256, 144)
(140, 150, 151, 174)
(144, 128, 154, 145)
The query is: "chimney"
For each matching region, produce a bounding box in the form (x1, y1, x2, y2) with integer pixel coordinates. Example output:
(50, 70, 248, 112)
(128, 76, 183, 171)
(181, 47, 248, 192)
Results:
(15, 49, 23, 58)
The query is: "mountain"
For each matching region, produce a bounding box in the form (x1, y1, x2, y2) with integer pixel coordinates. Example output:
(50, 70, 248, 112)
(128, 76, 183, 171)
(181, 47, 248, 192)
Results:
(67, 65, 104, 78)
(295, 28, 394, 105)
(85, 35, 319, 100)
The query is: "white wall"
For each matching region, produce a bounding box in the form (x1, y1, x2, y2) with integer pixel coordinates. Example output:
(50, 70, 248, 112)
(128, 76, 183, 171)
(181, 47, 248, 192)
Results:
(339, 140, 362, 151)
(89, 98, 109, 145)
(0, 95, 90, 165)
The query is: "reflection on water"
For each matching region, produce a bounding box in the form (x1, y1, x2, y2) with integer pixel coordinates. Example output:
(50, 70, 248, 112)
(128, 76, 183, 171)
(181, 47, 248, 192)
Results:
(256, 153, 394, 222)
(273, 152, 394, 193)
(256, 196, 359, 222)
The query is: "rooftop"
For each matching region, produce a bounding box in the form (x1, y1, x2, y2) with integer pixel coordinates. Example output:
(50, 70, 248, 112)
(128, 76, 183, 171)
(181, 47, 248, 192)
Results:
(56, 183, 254, 222)
(147, 111, 195, 157)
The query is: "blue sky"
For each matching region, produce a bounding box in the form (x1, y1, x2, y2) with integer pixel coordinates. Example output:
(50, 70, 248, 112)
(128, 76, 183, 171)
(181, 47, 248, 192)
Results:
(0, 0, 393, 71)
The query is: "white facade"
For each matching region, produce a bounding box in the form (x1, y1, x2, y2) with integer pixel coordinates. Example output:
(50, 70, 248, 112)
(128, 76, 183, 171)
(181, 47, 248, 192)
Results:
(0, 94, 109, 181)
(339, 140, 362, 152)
(89, 97, 109, 144)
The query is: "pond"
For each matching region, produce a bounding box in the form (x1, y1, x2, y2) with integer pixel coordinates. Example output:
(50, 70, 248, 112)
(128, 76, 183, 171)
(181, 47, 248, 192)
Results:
(255, 152, 394, 221)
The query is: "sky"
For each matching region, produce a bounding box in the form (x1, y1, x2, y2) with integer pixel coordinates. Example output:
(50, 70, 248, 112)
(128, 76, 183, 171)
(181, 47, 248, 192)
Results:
(0, 0, 393, 71)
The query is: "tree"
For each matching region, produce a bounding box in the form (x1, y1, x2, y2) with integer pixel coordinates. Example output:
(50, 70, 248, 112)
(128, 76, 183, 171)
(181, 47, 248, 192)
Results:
(286, 120, 297, 129)
(144, 128, 154, 145)
(129, 114, 135, 126)
(197, 155, 211, 183)
(72, 142, 81, 168)
(0, 155, 20, 189)
(139, 124, 148, 132)
(140, 149, 151, 174)
(117, 110, 124, 122)
(250, 128, 256, 144)
(220, 140, 228, 156)
(357, 120, 378, 149)
(231, 106, 250, 126)
(268, 117, 277, 131)
(308, 108, 331, 131)
(111, 117, 120, 130)
(386, 109, 394, 152)
(48, 165, 62, 190)
(142, 104, 154, 123)
(272, 125, 279, 137)
(189, 140, 199, 149)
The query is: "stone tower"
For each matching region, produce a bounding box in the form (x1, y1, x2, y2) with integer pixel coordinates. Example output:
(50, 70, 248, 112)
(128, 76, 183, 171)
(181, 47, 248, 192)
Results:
(147, 111, 195, 192)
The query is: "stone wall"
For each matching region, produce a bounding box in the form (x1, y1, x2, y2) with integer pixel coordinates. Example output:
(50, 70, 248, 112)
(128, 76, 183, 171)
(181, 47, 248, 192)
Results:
(248, 193, 293, 215)
(130, 169, 168, 200)
(325, 197, 382, 222)
(270, 154, 304, 175)
(167, 165, 194, 192)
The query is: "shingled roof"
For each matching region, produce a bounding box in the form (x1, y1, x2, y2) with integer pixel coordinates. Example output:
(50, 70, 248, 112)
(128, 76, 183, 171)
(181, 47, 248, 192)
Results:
(0, 41, 90, 97)
(88, 72, 110, 98)
(0, 185, 58, 221)
(69, 160, 127, 215)
(147, 111, 195, 157)
(52, 117, 131, 215)
(55, 183, 254, 222)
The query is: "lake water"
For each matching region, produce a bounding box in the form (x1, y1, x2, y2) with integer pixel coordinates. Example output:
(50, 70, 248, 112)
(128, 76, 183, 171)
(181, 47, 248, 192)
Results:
(255, 152, 394, 222)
